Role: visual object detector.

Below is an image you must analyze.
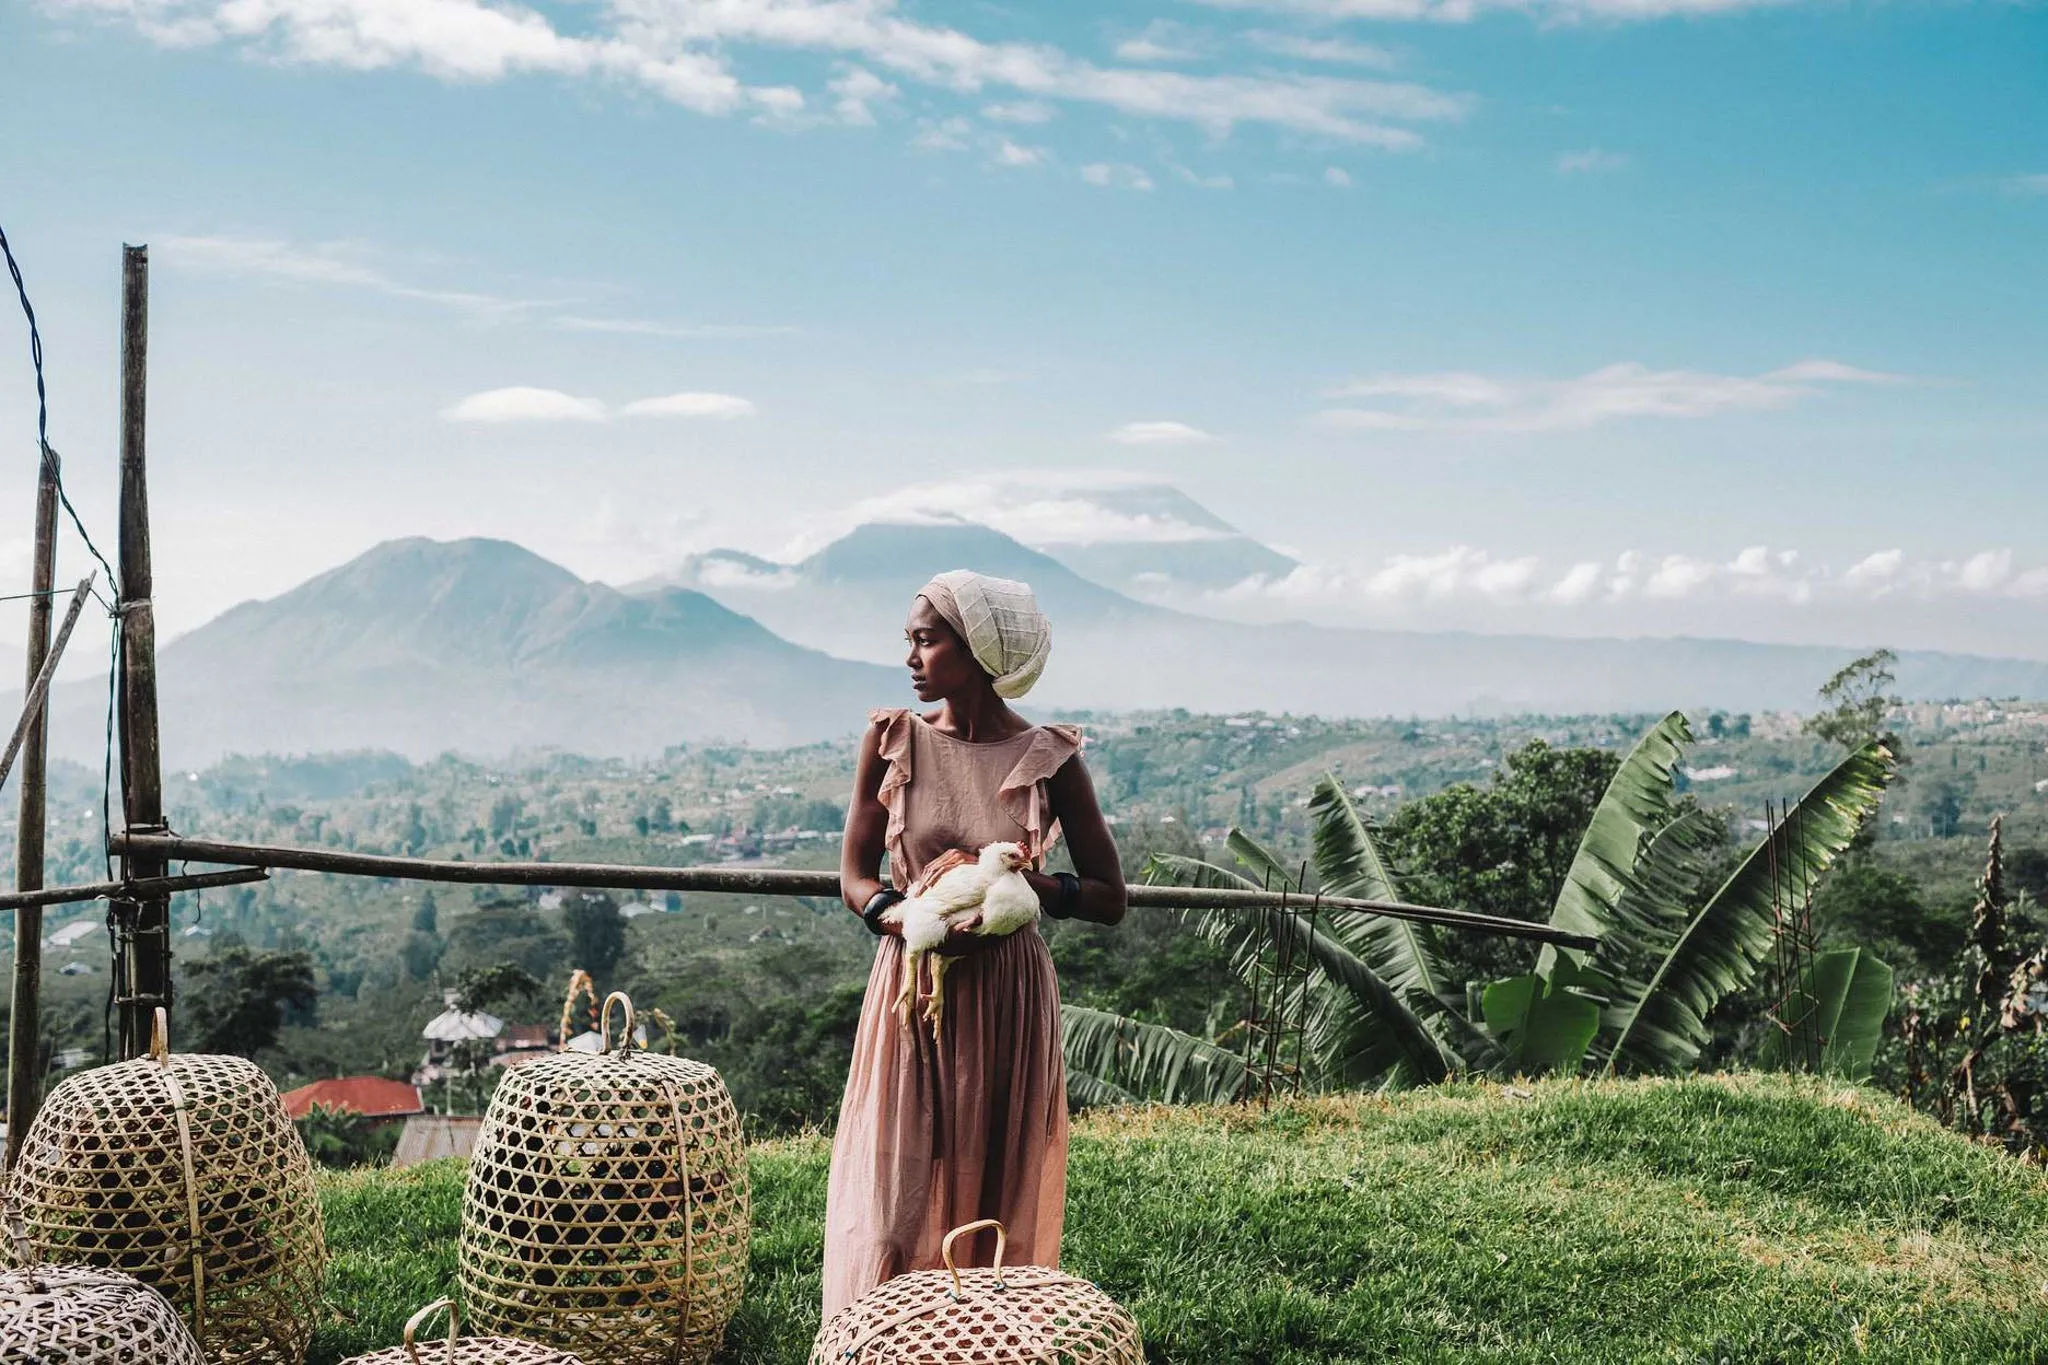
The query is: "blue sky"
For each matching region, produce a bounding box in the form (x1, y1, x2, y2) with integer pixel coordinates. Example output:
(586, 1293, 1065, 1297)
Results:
(1, 0, 2044, 656)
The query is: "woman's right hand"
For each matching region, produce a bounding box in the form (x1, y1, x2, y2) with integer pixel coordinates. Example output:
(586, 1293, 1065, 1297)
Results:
(934, 912, 990, 957)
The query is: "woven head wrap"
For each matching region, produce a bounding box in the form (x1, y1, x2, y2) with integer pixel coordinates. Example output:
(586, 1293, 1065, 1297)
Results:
(916, 569, 1052, 699)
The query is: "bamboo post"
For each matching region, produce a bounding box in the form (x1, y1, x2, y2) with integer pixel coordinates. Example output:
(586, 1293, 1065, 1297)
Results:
(115, 244, 169, 1060)
(4, 449, 58, 1172)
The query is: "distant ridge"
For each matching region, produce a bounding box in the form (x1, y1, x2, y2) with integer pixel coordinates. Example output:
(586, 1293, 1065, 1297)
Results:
(39, 537, 905, 765)
(660, 521, 2048, 718)
(15, 522, 2045, 767)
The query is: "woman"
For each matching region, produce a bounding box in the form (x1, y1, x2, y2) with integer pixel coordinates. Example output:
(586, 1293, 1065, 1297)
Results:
(825, 568, 1125, 1316)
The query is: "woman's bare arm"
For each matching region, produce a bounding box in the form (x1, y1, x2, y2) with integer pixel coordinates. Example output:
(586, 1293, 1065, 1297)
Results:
(1030, 754, 1127, 926)
(840, 722, 896, 928)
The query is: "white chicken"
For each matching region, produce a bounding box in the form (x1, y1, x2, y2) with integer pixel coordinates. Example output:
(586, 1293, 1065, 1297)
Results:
(884, 841, 1041, 1028)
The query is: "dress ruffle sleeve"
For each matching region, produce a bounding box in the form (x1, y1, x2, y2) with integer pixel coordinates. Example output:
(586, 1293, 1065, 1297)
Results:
(870, 708, 914, 885)
(997, 723, 1084, 864)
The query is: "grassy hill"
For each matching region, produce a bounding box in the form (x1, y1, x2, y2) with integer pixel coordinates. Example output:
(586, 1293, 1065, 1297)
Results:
(314, 1074, 2048, 1364)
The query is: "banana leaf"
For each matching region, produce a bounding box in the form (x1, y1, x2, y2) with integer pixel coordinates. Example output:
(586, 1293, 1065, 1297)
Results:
(1603, 740, 1894, 1076)
(1060, 1004, 1251, 1106)
(1540, 710, 1693, 974)
(1309, 774, 1448, 1003)
(1144, 844, 1456, 1086)
(1757, 946, 1895, 1081)
(1481, 957, 1609, 1077)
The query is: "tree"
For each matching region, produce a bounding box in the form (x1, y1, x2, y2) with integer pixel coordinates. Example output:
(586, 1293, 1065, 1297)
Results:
(1379, 739, 1623, 985)
(1806, 649, 1901, 752)
(454, 962, 543, 1016)
(1895, 818, 2048, 1155)
(296, 1102, 397, 1169)
(401, 931, 443, 983)
(563, 891, 626, 980)
(180, 946, 319, 1057)
(1069, 714, 1898, 1102)
(444, 899, 569, 981)
(411, 890, 439, 935)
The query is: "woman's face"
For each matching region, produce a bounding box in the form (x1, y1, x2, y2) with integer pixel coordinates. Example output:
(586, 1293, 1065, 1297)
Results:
(905, 597, 984, 703)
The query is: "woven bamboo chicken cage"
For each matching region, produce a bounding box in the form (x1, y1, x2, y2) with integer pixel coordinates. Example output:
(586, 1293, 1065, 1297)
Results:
(1, 1010, 323, 1358)
(459, 992, 748, 1365)
(810, 1220, 1143, 1365)
(339, 1297, 587, 1365)
(0, 1204, 207, 1365)
(2, 1008, 325, 1365)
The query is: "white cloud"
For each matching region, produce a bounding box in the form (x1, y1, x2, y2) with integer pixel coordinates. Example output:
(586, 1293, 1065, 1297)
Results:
(911, 117, 973, 151)
(1169, 163, 1236, 190)
(1189, 0, 1804, 23)
(619, 391, 757, 419)
(553, 315, 797, 339)
(1246, 32, 1397, 68)
(1108, 420, 1218, 445)
(162, 236, 803, 342)
(1323, 165, 1353, 187)
(54, 0, 1472, 148)
(982, 100, 1055, 124)
(1556, 147, 1629, 174)
(445, 387, 606, 423)
(1842, 549, 1904, 590)
(1957, 549, 2013, 592)
(1998, 173, 2048, 196)
(1115, 21, 1210, 63)
(1205, 542, 2048, 619)
(786, 472, 1241, 557)
(1318, 359, 1905, 433)
(1081, 162, 1156, 190)
(1546, 561, 1603, 604)
(828, 66, 896, 125)
(1643, 554, 1716, 598)
(159, 234, 541, 319)
(445, 387, 755, 421)
(994, 139, 1048, 168)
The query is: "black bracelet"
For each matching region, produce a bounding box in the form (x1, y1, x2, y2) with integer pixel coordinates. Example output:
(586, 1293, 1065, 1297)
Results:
(1051, 872, 1082, 920)
(860, 888, 904, 936)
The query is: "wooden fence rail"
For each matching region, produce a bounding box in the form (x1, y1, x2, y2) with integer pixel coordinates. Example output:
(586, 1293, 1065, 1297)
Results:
(107, 831, 1597, 949)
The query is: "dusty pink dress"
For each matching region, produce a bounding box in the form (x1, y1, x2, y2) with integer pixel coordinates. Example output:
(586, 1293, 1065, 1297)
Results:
(821, 708, 1082, 1317)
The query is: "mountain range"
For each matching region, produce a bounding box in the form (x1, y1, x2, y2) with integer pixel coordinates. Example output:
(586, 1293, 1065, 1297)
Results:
(656, 522, 2048, 722)
(11, 490, 2046, 765)
(35, 538, 901, 766)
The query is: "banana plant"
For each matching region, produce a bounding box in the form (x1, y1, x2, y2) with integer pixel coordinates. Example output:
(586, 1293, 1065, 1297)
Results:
(1754, 947, 1896, 1081)
(1063, 714, 1897, 1103)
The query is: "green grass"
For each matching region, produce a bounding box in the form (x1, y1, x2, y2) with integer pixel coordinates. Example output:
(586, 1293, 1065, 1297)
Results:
(314, 1073, 2048, 1364)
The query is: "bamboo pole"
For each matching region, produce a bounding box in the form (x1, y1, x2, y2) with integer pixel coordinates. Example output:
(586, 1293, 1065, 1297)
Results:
(4, 451, 57, 1173)
(107, 831, 1600, 949)
(0, 577, 92, 799)
(0, 867, 269, 914)
(115, 244, 170, 1060)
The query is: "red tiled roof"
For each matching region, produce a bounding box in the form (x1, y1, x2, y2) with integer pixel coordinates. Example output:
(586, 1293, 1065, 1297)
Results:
(282, 1076, 424, 1120)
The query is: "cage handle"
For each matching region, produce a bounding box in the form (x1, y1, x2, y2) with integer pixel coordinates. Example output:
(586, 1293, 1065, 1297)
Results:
(401, 1297, 459, 1365)
(940, 1218, 1008, 1298)
(149, 1005, 171, 1066)
(599, 991, 637, 1054)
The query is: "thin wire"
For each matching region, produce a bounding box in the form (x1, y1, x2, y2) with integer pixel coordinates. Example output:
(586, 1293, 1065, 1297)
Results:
(0, 223, 119, 592)
(4, 222, 132, 1061)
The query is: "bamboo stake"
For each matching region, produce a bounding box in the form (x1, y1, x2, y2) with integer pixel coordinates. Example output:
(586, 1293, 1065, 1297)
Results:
(4, 450, 58, 1173)
(107, 831, 1600, 949)
(0, 576, 92, 798)
(116, 243, 169, 1060)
